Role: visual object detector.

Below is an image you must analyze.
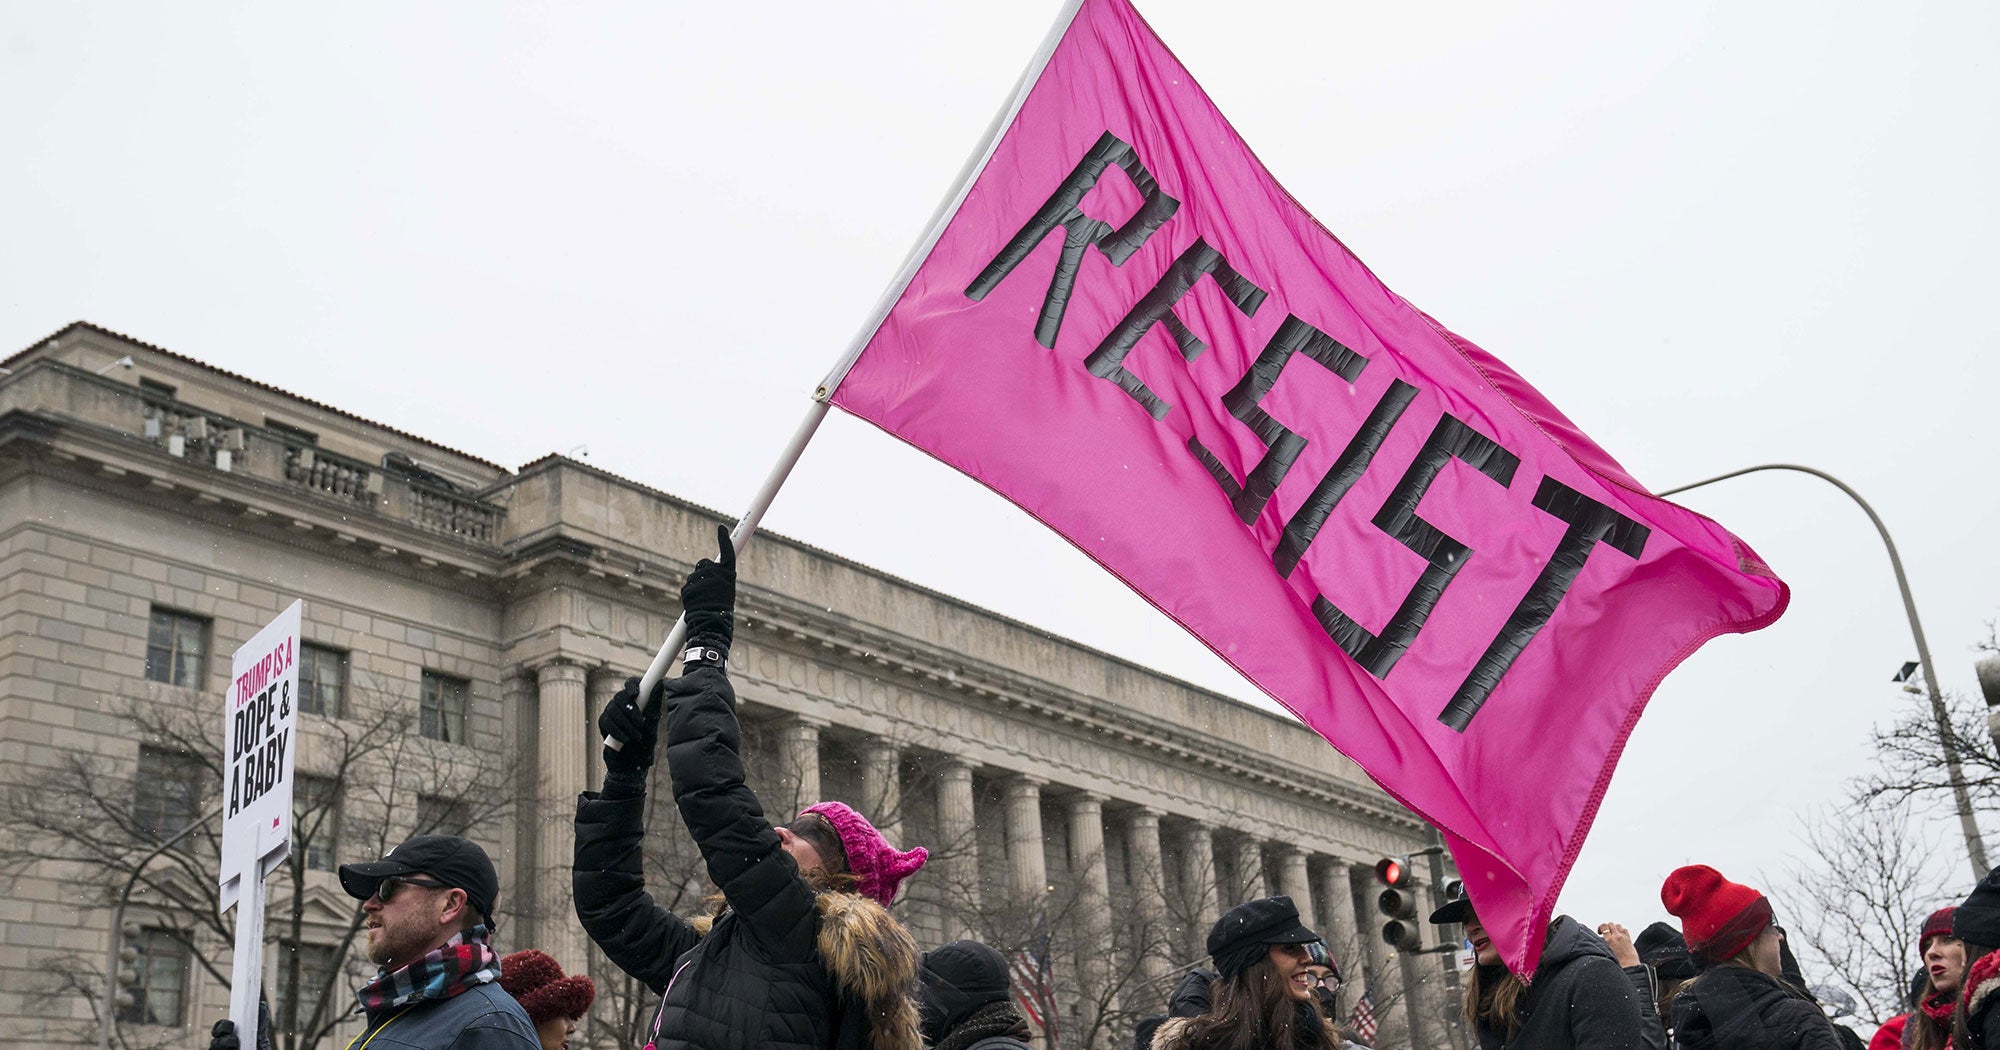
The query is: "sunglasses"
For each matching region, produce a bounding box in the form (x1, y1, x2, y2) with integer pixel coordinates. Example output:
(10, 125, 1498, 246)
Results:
(371, 875, 452, 904)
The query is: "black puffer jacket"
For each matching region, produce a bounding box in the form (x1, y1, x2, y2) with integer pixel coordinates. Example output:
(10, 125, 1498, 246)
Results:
(1671, 963, 1844, 1050)
(1468, 916, 1666, 1050)
(573, 667, 921, 1050)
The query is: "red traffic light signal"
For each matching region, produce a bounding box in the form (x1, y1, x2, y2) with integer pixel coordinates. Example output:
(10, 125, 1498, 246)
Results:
(1374, 856, 1411, 887)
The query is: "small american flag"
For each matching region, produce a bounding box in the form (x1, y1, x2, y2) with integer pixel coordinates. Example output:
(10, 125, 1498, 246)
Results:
(1346, 987, 1378, 1044)
(1009, 917, 1060, 1049)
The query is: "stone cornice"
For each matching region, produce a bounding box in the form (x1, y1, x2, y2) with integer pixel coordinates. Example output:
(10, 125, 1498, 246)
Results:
(0, 407, 509, 591)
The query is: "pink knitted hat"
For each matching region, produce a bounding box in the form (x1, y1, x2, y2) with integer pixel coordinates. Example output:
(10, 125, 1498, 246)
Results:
(800, 801, 928, 906)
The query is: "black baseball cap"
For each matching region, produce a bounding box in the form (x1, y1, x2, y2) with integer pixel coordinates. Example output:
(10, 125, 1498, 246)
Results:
(339, 834, 499, 925)
(1429, 898, 1475, 925)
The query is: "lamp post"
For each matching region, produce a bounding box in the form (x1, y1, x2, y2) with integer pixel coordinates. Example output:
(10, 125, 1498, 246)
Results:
(101, 803, 223, 1050)
(1659, 463, 1988, 878)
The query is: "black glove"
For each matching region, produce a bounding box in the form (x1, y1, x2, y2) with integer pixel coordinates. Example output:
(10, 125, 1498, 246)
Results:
(210, 1000, 273, 1050)
(681, 524, 736, 654)
(599, 677, 665, 776)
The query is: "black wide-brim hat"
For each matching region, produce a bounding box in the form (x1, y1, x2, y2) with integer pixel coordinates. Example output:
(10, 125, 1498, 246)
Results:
(338, 834, 499, 924)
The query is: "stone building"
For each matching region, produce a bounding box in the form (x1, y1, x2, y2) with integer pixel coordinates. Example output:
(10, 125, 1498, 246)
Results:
(0, 322, 1460, 1050)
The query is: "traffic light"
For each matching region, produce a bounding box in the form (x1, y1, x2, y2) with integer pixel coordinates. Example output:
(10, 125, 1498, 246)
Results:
(1375, 856, 1422, 951)
(1442, 878, 1466, 903)
(114, 922, 144, 1018)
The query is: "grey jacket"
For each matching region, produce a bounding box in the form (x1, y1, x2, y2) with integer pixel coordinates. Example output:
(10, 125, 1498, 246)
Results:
(352, 981, 539, 1050)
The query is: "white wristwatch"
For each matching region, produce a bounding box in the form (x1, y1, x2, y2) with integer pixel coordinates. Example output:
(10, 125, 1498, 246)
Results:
(681, 645, 727, 668)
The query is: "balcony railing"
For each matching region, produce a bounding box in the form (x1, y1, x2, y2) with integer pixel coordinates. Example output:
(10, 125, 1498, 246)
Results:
(116, 382, 503, 546)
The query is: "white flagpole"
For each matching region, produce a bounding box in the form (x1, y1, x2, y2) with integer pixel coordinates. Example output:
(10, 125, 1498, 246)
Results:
(818, 0, 1088, 396)
(609, 0, 1089, 750)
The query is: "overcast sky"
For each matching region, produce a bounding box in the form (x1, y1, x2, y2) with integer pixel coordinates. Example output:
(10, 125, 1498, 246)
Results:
(7, 1, 1998, 959)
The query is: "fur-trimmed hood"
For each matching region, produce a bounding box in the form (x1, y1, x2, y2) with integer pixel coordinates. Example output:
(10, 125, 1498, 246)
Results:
(1965, 949, 2000, 1032)
(691, 890, 922, 1050)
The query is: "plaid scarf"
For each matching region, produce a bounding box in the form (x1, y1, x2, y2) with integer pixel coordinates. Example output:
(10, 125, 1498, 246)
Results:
(355, 926, 501, 1017)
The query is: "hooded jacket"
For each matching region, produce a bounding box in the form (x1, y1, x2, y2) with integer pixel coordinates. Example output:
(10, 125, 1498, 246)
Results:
(572, 666, 922, 1050)
(1671, 963, 1845, 1050)
(1961, 949, 2000, 1050)
(1465, 916, 1666, 1050)
(918, 941, 1032, 1050)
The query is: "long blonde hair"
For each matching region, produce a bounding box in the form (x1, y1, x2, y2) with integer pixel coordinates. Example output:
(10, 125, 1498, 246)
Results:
(1463, 962, 1528, 1039)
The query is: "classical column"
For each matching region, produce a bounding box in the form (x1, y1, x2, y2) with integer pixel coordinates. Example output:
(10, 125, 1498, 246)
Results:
(1067, 793, 1112, 1040)
(1348, 863, 1408, 1050)
(775, 716, 825, 814)
(861, 739, 903, 842)
(535, 660, 589, 970)
(1182, 824, 1221, 957)
(1124, 808, 1172, 987)
(1277, 848, 1315, 933)
(583, 668, 624, 793)
(934, 758, 980, 935)
(1003, 775, 1048, 904)
(1313, 861, 1357, 966)
(1235, 836, 1267, 902)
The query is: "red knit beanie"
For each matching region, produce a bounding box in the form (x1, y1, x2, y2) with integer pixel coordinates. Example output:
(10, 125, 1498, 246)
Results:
(1921, 907, 1957, 956)
(1661, 864, 1772, 963)
(800, 801, 928, 906)
(498, 950, 595, 1025)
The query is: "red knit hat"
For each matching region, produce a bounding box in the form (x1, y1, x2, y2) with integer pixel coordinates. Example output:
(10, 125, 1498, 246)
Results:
(498, 950, 595, 1025)
(1661, 865, 1772, 963)
(800, 801, 928, 906)
(1920, 907, 1957, 956)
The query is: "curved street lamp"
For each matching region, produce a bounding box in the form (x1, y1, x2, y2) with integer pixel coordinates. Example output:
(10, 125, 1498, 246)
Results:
(1659, 463, 1988, 878)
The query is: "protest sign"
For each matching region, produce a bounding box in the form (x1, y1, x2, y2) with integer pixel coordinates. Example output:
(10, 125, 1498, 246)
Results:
(219, 599, 301, 1032)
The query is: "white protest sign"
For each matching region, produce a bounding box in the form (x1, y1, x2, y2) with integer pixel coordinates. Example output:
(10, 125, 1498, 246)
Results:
(219, 599, 301, 1035)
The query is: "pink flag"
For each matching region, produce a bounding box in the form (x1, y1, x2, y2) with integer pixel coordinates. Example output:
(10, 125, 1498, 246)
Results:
(824, 0, 1786, 974)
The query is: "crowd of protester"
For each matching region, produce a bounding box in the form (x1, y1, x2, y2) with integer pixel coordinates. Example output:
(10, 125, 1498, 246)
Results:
(205, 532, 2000, 1050)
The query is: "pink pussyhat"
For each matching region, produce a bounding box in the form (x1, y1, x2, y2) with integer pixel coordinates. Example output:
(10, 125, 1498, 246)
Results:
(800, 801, 928, 906)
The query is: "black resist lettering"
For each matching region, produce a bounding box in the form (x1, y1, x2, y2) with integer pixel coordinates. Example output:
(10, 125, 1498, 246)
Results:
(1084, 238, 1268, 420)
(1312, 414, 1519, 678)
(964, 131, 1182, 349)
(1437, 477, 1650, 731)
(1189, 315, 1370, 525)
(1274, 378, 1420, 578)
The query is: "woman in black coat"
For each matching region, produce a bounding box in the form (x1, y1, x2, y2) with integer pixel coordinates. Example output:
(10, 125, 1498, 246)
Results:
(1432, 899, 1665, 1050)
(573, 529, 929, 1050)
(1138, 896, 1347, 1050)
(1952, 865, 2000, 1050)
(1662, 865, 1843, 1050)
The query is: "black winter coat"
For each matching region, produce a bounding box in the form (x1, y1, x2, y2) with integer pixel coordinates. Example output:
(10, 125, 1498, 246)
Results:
(1958, 948, 2000, 1050)
(1670, 964, 1844, 1050)
(1469, 917, 1667, 1050)
(572, 667, 920, 1050)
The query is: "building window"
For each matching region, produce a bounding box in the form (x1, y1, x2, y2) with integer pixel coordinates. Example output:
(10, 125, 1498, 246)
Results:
(116, 927, 190, 1026)
(298, 645, 347, 719)
(275, 941, 341, 1034)
(293, 775, 339, 872)
(419, 671, 468, 743)
(144, 607, 209, 688)
(133, 746, 204, 841)
(415, 795, 471, 837)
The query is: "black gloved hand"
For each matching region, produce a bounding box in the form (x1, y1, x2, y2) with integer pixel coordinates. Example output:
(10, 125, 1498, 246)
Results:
(210, 1000, 273, 1050)
(681, 524, 736, 654)
(599, 676, 666, 775)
